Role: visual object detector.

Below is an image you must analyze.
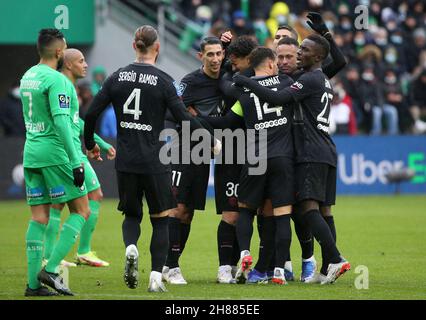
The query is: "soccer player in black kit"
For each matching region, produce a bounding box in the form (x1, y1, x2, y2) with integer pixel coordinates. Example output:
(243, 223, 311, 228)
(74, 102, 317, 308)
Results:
(163, 37, 225, 285)
(202, 47, 296, 285)
(84, 25, 220, 292)
(235, 34, 350, 284)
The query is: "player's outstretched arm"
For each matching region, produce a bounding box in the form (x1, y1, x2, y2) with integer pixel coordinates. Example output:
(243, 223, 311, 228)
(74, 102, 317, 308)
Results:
(79, 118, 113, 154)
(84, 79, 112, 153)
(199, 110, 243, 130)
(234, 75, 294, 105)
(306, 12, 347, 78)
(166, 88, 221, 153)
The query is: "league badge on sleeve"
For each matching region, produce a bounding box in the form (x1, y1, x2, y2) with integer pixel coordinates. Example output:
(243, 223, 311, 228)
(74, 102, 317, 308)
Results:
(58, 94, 69, 108)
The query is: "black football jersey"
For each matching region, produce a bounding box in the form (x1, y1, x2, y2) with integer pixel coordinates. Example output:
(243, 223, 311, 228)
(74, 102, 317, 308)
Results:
(287, 69, 337, 166)
(234, 74, 294, 160)
(180, 68, 224, 116)
(84, 63, 207, 174)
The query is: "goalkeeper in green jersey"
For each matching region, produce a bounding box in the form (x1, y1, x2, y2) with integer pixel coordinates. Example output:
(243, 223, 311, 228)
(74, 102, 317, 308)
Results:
(20, 29, 91, 296)
(43, 48, 116, 268)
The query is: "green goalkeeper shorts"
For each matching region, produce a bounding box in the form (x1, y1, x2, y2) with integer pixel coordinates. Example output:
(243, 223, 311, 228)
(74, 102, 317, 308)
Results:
(82, 156, 101, 193)
(24, 164, 88, 206)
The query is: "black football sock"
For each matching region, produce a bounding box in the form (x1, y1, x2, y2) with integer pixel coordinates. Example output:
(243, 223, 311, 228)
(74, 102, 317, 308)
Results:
(122, 215, 141, 248)
(231, 233, 240, 266)
(217, 220, 236, 266)
(274, 215, 292, 269)
(179, 222, 191, 255)
(256, 214, 264, 240)
(292, 213, 314, 259)
(255, 216, 275, 273)
(303, 210, 341, 274)
(324, 215, 337, 242)
(150, 217, 169, 273)
(236, 208, 256, 252)
(165, 217, 180, 268)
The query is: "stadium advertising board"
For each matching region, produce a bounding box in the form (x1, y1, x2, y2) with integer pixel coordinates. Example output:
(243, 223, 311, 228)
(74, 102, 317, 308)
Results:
(0, 136, 425, 199)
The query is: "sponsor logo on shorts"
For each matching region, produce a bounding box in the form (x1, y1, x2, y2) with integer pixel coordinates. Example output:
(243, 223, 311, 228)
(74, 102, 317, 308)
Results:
(58, 94, 69, 108)
(49, 186, 66, 199)
(92, 178, 96, 186)
(26, 187, 44, 199)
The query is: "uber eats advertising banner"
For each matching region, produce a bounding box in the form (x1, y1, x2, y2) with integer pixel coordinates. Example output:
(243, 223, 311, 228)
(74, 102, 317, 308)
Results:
(0, 136, 425, 200)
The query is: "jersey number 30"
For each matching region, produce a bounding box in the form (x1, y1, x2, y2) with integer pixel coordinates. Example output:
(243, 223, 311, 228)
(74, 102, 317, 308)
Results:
(123, 88, 142, 120)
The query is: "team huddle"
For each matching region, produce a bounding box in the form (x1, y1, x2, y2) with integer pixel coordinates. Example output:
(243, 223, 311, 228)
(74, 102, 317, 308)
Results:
(20, 12, 350, 297)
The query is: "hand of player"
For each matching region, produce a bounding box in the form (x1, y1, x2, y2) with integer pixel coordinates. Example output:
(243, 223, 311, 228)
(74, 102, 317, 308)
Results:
(107, 146, 116, 160)
(72, 164, 85, 188)
(220, 31, 233, 44)
(212, 138, 222, 155)
(187, 106, 199, 116)
(306, 12, 330, 37)
(87, 144, 103, 161)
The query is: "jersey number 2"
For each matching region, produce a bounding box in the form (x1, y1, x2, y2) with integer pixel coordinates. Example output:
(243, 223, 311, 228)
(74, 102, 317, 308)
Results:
(318, 92, 333, 124)
(123, 88, 142, 120)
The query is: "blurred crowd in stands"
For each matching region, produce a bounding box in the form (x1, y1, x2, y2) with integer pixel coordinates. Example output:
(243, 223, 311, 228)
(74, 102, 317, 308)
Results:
(172, 0, 426, 135)
(0, 0, 425, 138)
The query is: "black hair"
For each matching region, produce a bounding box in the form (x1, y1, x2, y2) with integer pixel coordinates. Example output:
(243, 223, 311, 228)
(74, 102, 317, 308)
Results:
(227, 35, 258, 58)
(306, 34, 330, 60)
(248, 47, 276, 70)
(134, 25, 158, 53)
(277, 36, 299, 47)
(277, 25, 299, 40)
(199, 36, 222, 52)
(37, 28, 64, 57)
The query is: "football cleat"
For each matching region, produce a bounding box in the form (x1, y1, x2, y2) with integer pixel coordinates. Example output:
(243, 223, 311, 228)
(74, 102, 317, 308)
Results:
(24, 285, 59, 297)
(148, 271, 168, 292)
(166, 267, 187, 284)
(42, 259, 77, 268)
(235, 251, 252, 284)
(231, 265, 238, 279)
(322, 260, 351, 284)
(247, 269, 268, 284)
(76, 251, 109, 267)
(284, 261, 295, 281)
(124, 245, 139, 289)
(162, 266, 170, 282)
(271, 267, 287, 285)
(301, 256, 317, 283)
(217, 265, 236, 284)
(304, 272, 328, 284)
(37, 267, 74, 296)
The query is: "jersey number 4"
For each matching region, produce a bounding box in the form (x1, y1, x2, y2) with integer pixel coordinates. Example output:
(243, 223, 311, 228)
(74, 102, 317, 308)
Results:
(123, 88, 142, 120)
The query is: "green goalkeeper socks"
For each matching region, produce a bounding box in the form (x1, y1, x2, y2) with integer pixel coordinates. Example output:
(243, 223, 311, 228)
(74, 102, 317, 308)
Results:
(26, 220, 46, 289)
(44, 208, 61, 260)
(78, 200, 100, 255)
(46, 214, 85, 273)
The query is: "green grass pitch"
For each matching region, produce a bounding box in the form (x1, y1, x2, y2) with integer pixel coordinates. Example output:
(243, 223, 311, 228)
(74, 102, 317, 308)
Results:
(0, 196, 425, 300)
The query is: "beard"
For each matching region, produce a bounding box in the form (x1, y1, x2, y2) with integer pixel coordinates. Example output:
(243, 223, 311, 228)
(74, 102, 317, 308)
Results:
(57, 56, 64, 71)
